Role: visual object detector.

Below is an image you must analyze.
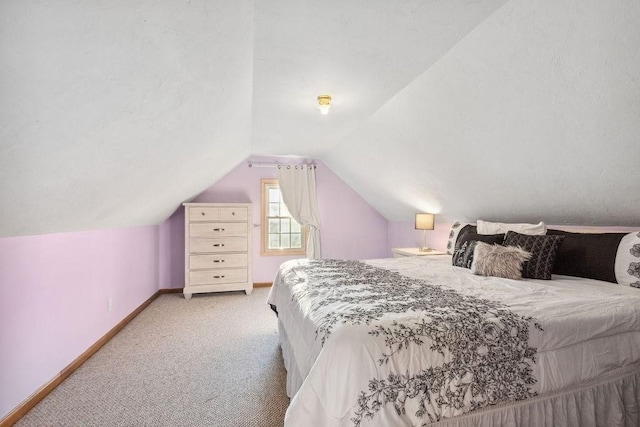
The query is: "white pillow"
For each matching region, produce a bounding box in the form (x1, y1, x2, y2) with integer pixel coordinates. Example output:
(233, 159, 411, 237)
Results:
(615, 232, 640, 287)
(477, 220, 546, 236)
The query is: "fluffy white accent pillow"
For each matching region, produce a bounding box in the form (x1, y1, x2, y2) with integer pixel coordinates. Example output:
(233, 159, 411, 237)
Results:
(615, 232, 640, 288)
(471, 242, 531, 280)
(477, 220, 546, 236)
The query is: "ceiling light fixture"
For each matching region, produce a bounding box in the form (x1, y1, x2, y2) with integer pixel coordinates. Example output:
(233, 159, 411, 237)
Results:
(317, 95, 332, 115)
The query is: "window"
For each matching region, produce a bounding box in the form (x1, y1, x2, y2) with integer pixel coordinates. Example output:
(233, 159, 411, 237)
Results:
(261, 179, 306, 256)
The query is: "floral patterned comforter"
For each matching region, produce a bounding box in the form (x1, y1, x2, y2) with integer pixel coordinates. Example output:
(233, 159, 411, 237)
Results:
(268, 256, 640, 426)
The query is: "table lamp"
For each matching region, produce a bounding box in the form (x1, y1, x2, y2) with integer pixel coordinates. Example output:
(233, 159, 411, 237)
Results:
(415, 213, 435, 252)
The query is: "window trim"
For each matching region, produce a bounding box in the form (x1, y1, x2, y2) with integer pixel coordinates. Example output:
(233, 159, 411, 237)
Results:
(260, 179, 307, 256)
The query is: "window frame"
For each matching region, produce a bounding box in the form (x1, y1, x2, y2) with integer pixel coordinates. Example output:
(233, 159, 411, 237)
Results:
(260, 179, 307, 256)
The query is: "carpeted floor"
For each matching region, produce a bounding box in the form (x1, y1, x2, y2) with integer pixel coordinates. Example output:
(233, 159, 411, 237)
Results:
(16, 288, 289, 426)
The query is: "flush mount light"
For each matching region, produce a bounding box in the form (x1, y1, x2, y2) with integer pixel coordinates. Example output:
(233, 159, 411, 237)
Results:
(317, 95, 332, 115)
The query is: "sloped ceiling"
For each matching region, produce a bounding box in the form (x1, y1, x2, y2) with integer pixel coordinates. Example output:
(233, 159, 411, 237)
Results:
(0, 0, 254, 237)
(1, 0, 639, 238)
(251, 0, 507, 156)
(324, 0, 640, 225)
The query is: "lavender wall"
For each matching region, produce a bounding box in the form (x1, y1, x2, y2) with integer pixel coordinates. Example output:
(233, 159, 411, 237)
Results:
(161, 157, 390, 287)
(0, 226, 159, 420)
(158, 210, 185, 289)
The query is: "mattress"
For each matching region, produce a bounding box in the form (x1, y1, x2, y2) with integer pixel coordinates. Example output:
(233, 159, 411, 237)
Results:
(267, 255, 640, 426)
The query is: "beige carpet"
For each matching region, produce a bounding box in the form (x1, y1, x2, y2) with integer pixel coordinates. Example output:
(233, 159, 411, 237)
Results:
(16, 288, 289, 426)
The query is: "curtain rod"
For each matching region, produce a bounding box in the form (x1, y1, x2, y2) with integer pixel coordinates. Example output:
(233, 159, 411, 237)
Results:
(247, 161, 317, 169)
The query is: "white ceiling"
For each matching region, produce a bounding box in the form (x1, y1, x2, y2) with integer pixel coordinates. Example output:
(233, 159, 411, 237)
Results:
(0, 0, 254, 236)
(324, 0, 640, 225)
(1, 0, 639, 237)
(251, 0, 507, 157)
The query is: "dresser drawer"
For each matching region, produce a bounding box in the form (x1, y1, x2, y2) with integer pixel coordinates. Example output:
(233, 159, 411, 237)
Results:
(189, 222, 248, 238)
(189, 207, 220, 222)
(189, 237, 248, 253)
(189, 268, 248, 286)
(189, 206, 248, 222)
(190, 253, 248, 270)
(219, 207, 248, 221)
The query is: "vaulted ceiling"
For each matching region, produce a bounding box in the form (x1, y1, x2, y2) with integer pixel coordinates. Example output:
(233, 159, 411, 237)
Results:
(1, 0, 639, 237)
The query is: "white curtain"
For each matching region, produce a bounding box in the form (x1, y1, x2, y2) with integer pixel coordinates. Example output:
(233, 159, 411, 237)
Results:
(276, 165, 322, 259)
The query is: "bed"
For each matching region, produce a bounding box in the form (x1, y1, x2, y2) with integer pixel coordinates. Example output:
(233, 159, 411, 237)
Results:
(267, 225, 640, 426)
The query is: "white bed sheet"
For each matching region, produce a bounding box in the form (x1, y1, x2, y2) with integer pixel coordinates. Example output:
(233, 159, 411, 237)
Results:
(268, 256, 640, 426)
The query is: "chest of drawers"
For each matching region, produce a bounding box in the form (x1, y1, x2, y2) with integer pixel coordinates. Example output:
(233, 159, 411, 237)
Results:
(183, 203, 252, 299)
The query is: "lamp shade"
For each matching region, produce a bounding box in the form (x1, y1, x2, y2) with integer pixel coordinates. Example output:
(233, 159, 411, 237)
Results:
(415, 213, 434, 230)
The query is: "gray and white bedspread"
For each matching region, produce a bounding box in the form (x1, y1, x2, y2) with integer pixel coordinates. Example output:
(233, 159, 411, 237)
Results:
(267, 256, 640, 426)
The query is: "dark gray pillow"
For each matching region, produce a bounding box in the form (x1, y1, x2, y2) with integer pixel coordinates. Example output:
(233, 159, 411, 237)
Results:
(457, 231, 505, 248)
(452, 224, 477, 251)
(453, 229, 505, 269)
(452, 240, 478, 269)
(503, 231, 565, 280)
(547, 229, 626, 283)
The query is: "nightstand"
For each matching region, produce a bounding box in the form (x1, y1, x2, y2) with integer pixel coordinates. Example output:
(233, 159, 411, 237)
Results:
(392, 248, 447, 258)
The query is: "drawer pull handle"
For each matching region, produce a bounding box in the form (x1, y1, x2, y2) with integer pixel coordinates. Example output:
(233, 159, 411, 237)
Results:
(201, 212, 205, 216)
(213, 260, 225, 263)
(213, 228, 225, 231)
(213, 244, 225, 247)
(213, 275, 225, 279)
(232, 212, 235, 216)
